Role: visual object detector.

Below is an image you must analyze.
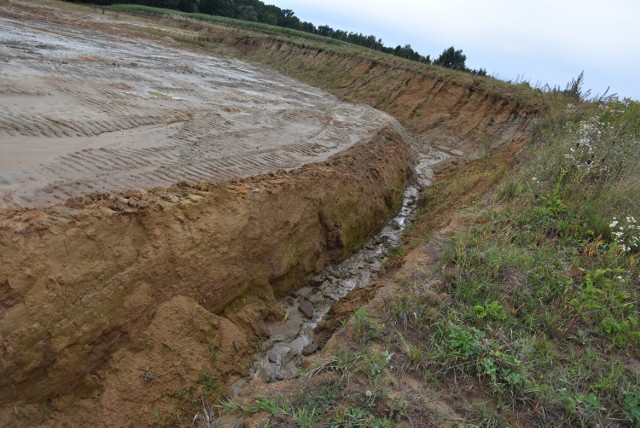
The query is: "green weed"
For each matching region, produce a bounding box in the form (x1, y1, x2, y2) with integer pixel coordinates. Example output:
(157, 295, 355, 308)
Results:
(197, 371, 217, 394)
(353, 306, 384, 344)
(623, 389, 640, 426)
(334, 406, 392, 427)
(358, 350, 394, 378)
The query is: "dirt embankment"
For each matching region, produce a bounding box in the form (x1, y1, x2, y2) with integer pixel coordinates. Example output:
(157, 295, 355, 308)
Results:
(0, 124, 411, 424)
(0, 2, 541, 425)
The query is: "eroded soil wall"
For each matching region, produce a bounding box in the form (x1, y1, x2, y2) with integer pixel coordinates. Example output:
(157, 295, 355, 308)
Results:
(0, 2, 541, 424)
(165, 25, 540, 155)
(0, 125, 410, 410)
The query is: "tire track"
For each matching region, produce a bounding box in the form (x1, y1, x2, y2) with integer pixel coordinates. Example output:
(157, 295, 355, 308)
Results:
(0, 16, 395, 208)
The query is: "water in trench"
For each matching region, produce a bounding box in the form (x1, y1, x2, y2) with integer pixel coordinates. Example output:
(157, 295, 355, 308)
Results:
(249, 147, 450, 383)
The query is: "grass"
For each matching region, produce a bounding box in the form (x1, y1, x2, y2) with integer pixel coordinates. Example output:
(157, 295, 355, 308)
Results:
(386, 92, 640, 426)
(217, 346, 403, 426)
(218, 378, 395, 427)
(352, 306, 384, 344)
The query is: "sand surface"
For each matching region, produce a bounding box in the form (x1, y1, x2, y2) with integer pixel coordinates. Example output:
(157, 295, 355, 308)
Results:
(0, 15, 394, 208)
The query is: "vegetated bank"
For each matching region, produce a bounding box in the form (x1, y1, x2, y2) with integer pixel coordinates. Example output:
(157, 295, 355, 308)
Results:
(0, 1, 542, 426)
(215, 92, 640, 425)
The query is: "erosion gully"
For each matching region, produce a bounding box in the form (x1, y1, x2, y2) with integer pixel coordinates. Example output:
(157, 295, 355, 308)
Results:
(245, 147, 451, 384)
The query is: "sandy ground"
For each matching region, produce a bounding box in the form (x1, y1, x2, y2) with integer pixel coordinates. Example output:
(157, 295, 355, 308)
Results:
(0, 14, 395, 209)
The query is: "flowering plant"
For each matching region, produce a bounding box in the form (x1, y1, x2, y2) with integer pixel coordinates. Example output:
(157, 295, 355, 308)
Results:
(610, 216, 640, 253)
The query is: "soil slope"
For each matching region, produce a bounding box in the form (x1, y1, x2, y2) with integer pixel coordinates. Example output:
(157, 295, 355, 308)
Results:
(0, 1, 541, 425)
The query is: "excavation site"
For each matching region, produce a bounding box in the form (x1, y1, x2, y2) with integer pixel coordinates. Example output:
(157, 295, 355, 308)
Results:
(0, 1, 540, 425)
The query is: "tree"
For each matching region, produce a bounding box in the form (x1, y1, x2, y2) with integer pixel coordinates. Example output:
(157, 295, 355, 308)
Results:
(333, 29, 348, 41)
(317, 25, 334, 37)
(300, 21, 316, 33)
(151, 0, 180, 9)
(472, 68, 487, 76)
(255, 4, 279, 25)
(277, 9, 301, 29)
(394, 44, 420, 60)
(434, 46, 467, 71)
(178, 0, 199, 12)
(198, 0, 234, 16)
(235, 4, 258, 21)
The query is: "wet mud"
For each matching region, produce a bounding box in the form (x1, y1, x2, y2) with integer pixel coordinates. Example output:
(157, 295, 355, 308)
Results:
(249, 149, 450, 383)
(0, 15, 394, 208)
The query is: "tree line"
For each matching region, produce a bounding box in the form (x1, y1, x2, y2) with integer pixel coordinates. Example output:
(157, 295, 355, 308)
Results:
(79, 0, 487, 75)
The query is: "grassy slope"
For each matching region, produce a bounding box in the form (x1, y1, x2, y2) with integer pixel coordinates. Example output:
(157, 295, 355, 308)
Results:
(218, 98, 640, 426)
(407, 94, 640, 426)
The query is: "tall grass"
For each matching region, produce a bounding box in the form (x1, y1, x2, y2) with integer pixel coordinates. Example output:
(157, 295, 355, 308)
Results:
(527, 95, 640, 222)
(396, 93, 640, 426)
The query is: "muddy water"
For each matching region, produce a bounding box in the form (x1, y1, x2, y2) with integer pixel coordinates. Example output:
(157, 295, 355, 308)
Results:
(249, 148, 450, 383)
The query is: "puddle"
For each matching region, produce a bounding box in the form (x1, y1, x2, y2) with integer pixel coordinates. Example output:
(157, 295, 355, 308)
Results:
(249, 148, 450, 383)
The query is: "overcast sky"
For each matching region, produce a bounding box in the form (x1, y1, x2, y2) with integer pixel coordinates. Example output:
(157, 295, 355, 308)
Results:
(268, 0, 640, 100)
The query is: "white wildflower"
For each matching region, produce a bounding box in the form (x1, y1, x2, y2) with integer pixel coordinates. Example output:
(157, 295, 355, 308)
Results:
(609, 215, 640, 252)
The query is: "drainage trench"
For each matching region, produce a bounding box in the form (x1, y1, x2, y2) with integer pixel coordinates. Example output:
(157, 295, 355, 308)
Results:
(249, 147, 450, 383)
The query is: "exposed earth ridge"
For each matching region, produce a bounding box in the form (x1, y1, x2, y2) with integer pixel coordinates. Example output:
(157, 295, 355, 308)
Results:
(0, 1, 540, 425)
